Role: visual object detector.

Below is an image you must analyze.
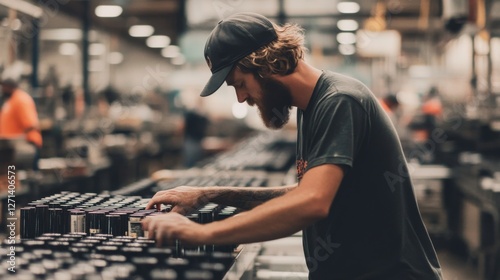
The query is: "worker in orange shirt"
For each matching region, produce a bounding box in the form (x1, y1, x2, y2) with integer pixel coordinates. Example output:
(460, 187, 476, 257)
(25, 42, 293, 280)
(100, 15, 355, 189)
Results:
(421, 86, 443, 140)
(422, 87, 443, 117)
(0, 78, 43, 170)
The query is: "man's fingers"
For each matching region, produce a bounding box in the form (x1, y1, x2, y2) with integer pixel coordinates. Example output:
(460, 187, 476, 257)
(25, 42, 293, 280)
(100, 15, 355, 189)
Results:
(143, 217, 158, 239)
(155, 226, 164, 247)
(145, 198, 157, 210)
(142, 217, 150, 229)
(171, 205, 186, 215)
(146, 191, 166, 209)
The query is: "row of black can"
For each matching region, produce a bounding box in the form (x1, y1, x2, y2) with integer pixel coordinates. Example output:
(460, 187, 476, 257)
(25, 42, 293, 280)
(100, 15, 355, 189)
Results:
(20, 191, 238, 241)
(1, 232, 236, 280)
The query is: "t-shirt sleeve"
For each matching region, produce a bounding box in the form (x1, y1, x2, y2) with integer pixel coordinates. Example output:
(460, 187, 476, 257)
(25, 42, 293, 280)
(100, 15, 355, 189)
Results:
(305, 94, 368, 172)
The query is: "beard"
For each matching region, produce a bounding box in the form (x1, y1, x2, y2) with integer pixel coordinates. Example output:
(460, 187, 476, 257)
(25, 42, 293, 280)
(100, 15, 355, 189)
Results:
(250, 77, 293, 129)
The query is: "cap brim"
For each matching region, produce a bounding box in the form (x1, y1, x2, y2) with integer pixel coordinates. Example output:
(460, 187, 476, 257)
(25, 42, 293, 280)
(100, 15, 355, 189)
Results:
(200, 64, 234, 97)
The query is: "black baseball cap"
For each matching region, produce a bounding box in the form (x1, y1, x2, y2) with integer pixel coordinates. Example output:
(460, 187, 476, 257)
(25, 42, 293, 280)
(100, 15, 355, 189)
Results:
(200, 12, 278, 97)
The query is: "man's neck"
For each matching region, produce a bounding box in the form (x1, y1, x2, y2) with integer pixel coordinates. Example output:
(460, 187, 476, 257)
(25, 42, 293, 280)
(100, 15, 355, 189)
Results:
(273, 61, 322, 111)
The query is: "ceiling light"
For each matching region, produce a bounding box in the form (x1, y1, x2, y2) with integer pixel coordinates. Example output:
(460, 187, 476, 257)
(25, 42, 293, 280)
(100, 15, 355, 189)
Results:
(0, 0, 43, 18)
(146, 35, 170, 48)
(108, 52, 123, 64)
(337, 2, 360, 14)
(41, 29, 82, 41)
(339, 44, 356, 55)
(59, 43, 78, 56)
(89, 43, 106, 55)
(336, 32, 357, 44)
(95, 5, 123, 18)
(337, 19, 358, 31)
(161, 45, 180, 58)
(129, 25, 154, 37)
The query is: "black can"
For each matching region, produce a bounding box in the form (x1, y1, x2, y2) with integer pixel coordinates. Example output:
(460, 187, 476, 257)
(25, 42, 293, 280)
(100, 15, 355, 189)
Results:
(20, 207, 36, 238)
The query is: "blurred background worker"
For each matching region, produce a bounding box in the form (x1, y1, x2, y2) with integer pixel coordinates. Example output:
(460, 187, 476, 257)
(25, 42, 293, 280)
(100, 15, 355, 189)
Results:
(380, 94, 400, 115)
(409, 86, 444, 142)
(380, 93, 400, 126)
(421, 86, 443, 138)
(0, 78, 43, 170)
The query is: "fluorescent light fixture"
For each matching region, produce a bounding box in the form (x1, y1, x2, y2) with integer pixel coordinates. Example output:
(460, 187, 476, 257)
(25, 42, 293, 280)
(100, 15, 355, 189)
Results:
(339, 44, 356, 55)
(108, 52, 124, 64)
(171, 54, 186, 65)
(59, 43, 78, 56)
(336, 32, 357, 44)
(41, 28, 82, 41)
(89, 43, 106, 56)
(0, 0, 43, 18)
(232, 102, 248, 119)
(146, 35, 170, 48)
(356, 30, 401, 57)
(337, 19, 358, 31)
(337, 2, 360, 14)
(129, 25, 154, 37)
(161, 45, 180, 58)
(95, 5, 123, 18)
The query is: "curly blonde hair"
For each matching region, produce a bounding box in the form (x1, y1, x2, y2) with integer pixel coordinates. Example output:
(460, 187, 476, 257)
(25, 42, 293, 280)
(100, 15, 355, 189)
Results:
(237, 23, 307, 77)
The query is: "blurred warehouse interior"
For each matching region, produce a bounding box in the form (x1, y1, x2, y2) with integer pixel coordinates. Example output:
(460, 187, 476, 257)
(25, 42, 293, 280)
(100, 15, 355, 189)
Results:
(1, 0, 500, 279)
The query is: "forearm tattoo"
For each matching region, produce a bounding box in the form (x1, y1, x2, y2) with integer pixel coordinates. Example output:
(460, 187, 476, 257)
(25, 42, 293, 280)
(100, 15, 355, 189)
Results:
(210, 186, 294, 210)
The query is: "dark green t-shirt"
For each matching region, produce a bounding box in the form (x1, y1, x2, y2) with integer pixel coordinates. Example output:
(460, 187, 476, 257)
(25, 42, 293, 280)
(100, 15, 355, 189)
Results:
(296, 71, 442, 280)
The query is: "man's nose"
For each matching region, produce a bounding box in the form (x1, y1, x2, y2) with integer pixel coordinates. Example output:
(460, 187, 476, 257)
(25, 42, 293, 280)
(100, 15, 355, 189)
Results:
(235, 89, 248, 103)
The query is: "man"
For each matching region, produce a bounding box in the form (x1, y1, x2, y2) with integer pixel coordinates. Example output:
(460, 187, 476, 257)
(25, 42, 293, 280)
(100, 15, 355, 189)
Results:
(0, 78, 42, 170)
(421, 86, 443, 140)
(143, 13, 442, 280)
(380, 94, 399, 115)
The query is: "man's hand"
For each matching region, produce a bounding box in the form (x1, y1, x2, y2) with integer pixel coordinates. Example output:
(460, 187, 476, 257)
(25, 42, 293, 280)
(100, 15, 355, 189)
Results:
(142, 212, 208, 247)
(145, 186, 208, 214)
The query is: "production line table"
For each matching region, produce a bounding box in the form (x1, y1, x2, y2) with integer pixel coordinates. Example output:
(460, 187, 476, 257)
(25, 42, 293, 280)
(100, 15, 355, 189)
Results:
(1, 189, 264, 280)
(452, 160, 500, 280)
